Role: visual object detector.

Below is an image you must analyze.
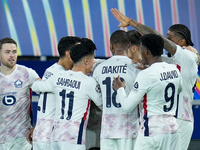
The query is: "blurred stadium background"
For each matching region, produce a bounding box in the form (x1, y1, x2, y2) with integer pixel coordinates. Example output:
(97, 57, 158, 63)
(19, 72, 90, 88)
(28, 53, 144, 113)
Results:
(0, 0, 200, 149)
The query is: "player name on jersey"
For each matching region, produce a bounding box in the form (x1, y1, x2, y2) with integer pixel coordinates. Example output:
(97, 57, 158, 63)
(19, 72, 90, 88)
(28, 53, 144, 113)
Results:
(160, 70, 178, 81)
(56, 77, 81, 89)
(102, 64, 127, 74)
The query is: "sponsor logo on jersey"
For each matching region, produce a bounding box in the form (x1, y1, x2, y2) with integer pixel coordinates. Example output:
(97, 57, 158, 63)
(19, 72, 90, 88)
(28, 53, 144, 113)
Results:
(14, 79, 23, 88)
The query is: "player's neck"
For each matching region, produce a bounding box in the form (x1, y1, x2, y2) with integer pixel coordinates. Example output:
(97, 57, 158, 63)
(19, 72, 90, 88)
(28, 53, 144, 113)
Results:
(58, 59, 72, 70)
(133, 52, 142, 62)
(0, 64, 16, 75)
(72, 65, 86, 75)
(114, 49, 127, 56)
(148, 57, 163, 66)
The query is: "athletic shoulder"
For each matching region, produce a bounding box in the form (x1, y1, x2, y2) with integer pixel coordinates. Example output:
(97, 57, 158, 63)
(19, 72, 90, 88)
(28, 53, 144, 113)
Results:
(43, 63, 65, 80)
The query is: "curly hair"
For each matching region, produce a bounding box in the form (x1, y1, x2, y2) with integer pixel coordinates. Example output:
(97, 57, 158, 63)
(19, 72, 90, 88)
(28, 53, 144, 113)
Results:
(141, 34, 164, 56)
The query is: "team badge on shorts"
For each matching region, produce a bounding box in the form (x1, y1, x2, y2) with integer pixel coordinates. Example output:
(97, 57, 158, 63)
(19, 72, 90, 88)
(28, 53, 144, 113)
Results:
(14, 79, 23, 88)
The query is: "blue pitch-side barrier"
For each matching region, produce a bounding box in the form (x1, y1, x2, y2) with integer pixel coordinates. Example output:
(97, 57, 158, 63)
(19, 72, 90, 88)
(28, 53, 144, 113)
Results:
(18, 60, 200, 139)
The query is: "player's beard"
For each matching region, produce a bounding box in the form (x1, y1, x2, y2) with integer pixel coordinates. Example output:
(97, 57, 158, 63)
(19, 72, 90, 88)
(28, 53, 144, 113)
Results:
(1, 58, 17, 69)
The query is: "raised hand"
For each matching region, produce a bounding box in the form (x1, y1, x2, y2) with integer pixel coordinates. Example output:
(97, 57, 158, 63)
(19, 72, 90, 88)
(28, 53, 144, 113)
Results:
(110, 8, 131, 27)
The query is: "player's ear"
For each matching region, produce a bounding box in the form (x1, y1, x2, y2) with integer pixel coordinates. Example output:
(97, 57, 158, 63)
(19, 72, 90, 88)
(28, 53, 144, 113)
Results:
(178, 39, 186, 47)
(65, 51, 71, 59)
(144, 48, 148, 55)
(110, 43, 113, 50)
(131, 45, 138, 53)
(127, 42, 131, 49)
(110, 43, 115, 55)
(84, 57, 89, 65)
(146, 48, 152, 56)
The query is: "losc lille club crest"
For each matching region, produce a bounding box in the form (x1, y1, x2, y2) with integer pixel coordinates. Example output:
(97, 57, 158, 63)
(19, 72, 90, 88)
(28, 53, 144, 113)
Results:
(14, 79, 23, 88)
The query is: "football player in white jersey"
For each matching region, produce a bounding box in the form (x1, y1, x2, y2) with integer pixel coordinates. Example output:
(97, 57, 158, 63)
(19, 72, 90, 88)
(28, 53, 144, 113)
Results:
(0, 37, 39, 150)
(93, 30, 140, 150)
(113, 34, 182, 150)
(164, 24, 199, 150)
(31, 39, 102, 150)
(27, 36, 81, 150)
(110, 8, 198, 150)
(166, 24, 200, 64)
(126, 30, 142, 62)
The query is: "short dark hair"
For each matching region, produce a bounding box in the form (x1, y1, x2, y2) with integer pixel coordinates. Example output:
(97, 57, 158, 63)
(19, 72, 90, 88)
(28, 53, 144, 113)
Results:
(70, 38, 96, 63)
(127, 30, 142, 46)
(110, 30, 130, 47)
(141, 34, 164, 56)
(57, 36, 81, 58)
(0, 37, 17, 50)
(168, 24, 194, 46)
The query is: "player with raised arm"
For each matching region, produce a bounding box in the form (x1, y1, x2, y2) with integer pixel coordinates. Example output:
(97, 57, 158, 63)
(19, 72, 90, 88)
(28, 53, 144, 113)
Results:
(0, 37, 39, 150)
(93, 30, 140, 150)
(166, 24, 200, 63)
(27, 36, 81, 150)
(31, 39, 102, 150)
(110, 8, 198, 150)
(113, 34, 182, 150)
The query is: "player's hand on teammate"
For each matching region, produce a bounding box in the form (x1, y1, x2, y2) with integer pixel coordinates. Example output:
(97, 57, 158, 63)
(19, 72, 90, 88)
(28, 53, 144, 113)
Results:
(35, 77, 42, 81)
(26, 126, 35, 145)
(110, 8, 131, 28)
(132, 60, 148, 70)
(183, 46, 200, 65)
(113, 75, 125, 91)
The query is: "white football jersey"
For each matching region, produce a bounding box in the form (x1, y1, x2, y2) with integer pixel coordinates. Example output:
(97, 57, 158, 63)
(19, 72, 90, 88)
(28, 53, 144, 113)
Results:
(33, 63, 66, 143)
(0, 64, 39, 143)
(31, 70, 102, 145)
(117, 62, 182, 137)
(93, 55, 140, 139)
(162, 45, 198, 122)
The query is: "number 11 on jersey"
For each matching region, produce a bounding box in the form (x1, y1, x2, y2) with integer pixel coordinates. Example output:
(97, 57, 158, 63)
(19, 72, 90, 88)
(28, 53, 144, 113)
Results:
(59, 89, 74, 120)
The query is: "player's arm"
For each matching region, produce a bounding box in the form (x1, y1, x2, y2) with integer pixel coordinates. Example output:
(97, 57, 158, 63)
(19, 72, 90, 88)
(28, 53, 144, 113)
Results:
(87, 78, 102, 108)
(178, 72, 183, 94)
(26, 124, 35, 145)
(110, 8, 177, 55)
(31, 75, 55, 93)
(27, 68, 40, 86)
(113, 75, 148, 113)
